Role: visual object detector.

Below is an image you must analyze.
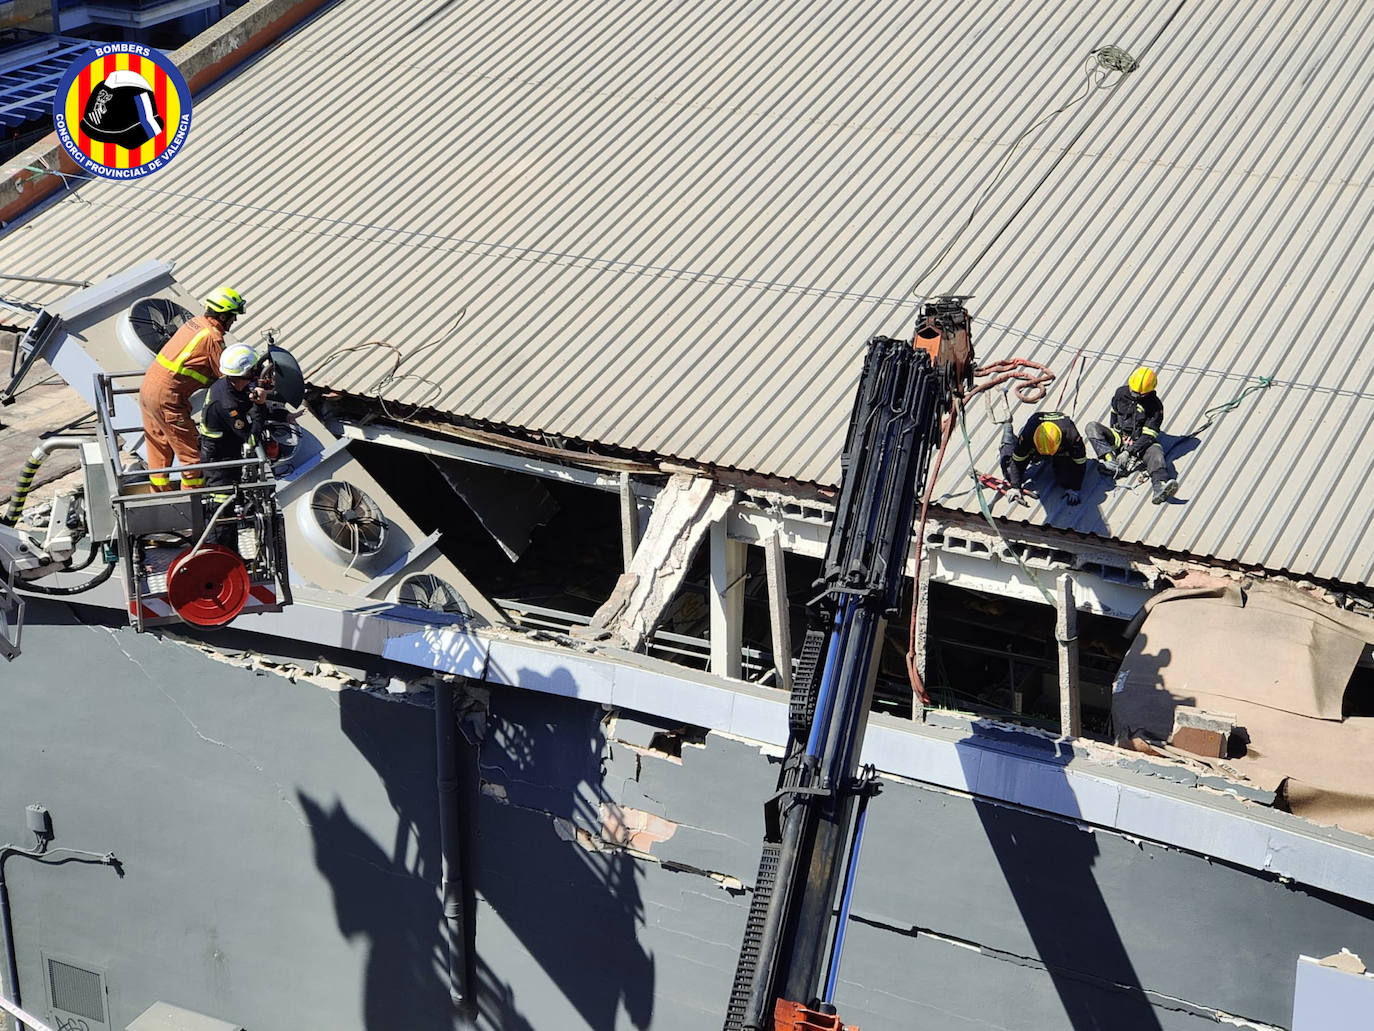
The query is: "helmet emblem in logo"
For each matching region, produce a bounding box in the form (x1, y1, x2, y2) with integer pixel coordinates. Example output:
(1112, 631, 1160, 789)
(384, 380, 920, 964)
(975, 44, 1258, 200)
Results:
(54, 44, 192, 180)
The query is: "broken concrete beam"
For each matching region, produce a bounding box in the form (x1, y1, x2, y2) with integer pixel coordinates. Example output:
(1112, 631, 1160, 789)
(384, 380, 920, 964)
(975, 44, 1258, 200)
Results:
(585, 472, 735, 653)
(577, 572, 638, 636)
(1174, 707, 1239, 734)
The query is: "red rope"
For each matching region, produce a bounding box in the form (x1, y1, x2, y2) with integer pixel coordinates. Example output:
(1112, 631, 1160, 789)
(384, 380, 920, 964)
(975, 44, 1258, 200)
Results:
(968, 357, 1055, 403)
(904, 355, 1055, 709)
(905, 406, 958, 706)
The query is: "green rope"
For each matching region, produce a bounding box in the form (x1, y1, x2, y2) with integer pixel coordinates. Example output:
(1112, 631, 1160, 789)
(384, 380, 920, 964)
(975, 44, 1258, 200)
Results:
(1199, 374, 1274, 427)
(1170, 373, 1276, 456)
(942, 372, 1274, 593)
(955, 405, 1056, 604)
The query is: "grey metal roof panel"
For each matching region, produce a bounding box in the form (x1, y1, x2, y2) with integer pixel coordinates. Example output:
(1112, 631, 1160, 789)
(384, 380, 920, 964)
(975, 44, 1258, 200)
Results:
(3, 0, 1374, 585)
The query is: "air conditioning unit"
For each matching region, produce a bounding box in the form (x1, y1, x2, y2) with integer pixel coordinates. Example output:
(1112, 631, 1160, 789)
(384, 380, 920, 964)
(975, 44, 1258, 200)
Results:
(115, 296, 192, 365)
(395, 573, 472, 618)
(298, 479, 389, 569)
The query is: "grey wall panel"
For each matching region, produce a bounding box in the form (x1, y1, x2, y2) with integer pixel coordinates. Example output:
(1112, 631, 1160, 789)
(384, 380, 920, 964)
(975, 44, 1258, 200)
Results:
(831, 919, 1228, 1031)
(0, 605, 447, 1031)
(5, 606, 1374, 1030)
(850, 782, 1374, 1029)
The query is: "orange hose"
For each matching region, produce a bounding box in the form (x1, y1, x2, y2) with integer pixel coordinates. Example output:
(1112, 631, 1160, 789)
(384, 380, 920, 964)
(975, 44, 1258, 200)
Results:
(905, 405, 958, 706)
(968, 357, 1055, 403)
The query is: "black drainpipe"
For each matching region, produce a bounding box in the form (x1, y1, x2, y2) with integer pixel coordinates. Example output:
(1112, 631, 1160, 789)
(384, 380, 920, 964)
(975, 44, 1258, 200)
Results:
(434, 682, 470, 1008)
(0, 851, 24, 1030)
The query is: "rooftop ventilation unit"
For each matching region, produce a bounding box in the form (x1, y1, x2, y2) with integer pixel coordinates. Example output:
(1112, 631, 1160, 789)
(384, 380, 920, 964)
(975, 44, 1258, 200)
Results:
(301, 480, 388, 567)
(396, 574, 471, 617)
(116, 296, 192, 364)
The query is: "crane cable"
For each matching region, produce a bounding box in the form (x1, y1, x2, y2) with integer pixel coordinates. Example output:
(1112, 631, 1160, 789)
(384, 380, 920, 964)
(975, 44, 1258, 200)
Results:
(905, 343, 1083, 706)
(909, 42, 1143, 300)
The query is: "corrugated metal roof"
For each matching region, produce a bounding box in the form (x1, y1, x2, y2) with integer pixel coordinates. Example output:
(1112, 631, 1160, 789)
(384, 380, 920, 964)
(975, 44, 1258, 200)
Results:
(3, 0, 1373, 585)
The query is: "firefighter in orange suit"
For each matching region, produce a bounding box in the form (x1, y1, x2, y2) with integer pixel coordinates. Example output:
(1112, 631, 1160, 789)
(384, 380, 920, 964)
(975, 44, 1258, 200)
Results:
(138, 286, 246, 491)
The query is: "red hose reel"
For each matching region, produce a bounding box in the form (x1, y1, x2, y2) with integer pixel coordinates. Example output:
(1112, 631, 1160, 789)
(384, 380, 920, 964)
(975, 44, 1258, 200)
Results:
(166, 545, 250, 627)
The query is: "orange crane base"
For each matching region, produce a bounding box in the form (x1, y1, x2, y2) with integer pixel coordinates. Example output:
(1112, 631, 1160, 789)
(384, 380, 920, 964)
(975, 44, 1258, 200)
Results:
(773, 999, 858, 1031)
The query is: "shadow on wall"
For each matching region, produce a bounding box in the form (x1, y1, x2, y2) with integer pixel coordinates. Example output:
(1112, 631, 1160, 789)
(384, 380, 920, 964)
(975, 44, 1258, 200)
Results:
(958, 721, 1166, 1031)
(301, 673, 655, 1031)
(298, 687, 537, 1031)
(473, 664, 656, 1030)
(297, 791, 454, 1029)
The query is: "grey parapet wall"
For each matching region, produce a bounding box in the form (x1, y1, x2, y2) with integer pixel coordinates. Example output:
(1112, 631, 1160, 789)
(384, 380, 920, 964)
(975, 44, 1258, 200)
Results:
(3, 601, 1374, 1030)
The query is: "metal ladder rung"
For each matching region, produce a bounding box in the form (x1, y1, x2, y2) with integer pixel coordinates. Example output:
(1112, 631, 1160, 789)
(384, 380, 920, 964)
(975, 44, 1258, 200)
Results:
(788, 628, 828, 735)
(723, 843, 783, 1030)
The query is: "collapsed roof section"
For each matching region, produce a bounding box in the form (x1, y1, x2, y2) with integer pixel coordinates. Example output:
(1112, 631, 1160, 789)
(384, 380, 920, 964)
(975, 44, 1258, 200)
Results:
(5, 257, 1374, 837)
(1114, 578, 1374, 835)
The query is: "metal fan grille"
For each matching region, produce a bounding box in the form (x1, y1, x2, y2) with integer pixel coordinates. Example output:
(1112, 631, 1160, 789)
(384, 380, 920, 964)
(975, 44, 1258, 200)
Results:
(397, 574, 470, 615)
(310, 481, 386, 554)
(127, 297, 192, 351)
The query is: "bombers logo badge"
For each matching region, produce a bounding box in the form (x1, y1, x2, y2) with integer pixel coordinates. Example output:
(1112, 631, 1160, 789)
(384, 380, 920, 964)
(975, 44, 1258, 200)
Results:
(54, 44, 192, 180)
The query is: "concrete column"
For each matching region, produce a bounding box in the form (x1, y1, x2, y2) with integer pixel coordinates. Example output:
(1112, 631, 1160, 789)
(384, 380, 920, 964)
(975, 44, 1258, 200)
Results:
(763, 530, 792, 691)
(912, 545, 933, 717)
(619, 472, 640, 571)
(709, 519, 744, 680)
(1056, 574, 1080, 738)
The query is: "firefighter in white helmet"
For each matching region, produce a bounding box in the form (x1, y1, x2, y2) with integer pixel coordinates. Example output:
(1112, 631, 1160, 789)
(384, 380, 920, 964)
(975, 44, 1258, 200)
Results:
(197, 342, 268, 548)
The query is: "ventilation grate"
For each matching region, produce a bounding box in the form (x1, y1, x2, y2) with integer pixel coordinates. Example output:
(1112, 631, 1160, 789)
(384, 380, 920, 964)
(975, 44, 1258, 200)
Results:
(309, 480, 387, 555)
(397, 574, 470, 616)
(47, 957, 106, 1023)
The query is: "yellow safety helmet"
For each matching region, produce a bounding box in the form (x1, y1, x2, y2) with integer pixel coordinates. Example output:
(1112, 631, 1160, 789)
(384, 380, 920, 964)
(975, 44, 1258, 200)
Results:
(1128, 366, 1157, 395)
(204, 286, 247, 315)
(1033, 420, 1063, 456)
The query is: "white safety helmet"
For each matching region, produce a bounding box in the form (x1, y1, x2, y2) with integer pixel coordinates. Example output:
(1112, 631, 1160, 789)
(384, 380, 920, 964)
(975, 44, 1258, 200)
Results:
(219, 342, 260, 378)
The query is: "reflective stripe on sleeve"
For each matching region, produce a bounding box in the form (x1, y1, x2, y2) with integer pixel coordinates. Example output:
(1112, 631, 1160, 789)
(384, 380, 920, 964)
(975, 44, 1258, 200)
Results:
(154, 329, 214, 385)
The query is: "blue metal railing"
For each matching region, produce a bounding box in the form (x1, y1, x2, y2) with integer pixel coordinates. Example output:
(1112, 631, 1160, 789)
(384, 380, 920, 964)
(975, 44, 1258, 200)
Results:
(0, 34, 90, 128)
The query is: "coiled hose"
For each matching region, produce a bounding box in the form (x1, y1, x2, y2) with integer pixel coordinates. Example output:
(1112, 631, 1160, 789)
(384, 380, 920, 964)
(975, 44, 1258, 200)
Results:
(1, 437, 88, 526)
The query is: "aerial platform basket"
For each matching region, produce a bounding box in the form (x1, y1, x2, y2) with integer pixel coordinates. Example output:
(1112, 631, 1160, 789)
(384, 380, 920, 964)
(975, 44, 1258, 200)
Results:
(89, 371, 292, 632)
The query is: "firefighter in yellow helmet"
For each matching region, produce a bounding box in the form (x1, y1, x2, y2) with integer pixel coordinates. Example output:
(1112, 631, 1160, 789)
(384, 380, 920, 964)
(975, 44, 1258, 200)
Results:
(138, 286, 246, 491)
(999, 410, 1087, 506)
(1085, 365, 1178, 504)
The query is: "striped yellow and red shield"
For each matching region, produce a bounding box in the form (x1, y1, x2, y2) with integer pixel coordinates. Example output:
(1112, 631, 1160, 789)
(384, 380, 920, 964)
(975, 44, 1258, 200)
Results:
(62, 52, 184, 170)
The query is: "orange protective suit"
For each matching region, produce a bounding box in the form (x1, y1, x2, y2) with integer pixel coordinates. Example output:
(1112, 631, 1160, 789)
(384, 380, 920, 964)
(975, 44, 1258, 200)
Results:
(139, 315, 227, 490)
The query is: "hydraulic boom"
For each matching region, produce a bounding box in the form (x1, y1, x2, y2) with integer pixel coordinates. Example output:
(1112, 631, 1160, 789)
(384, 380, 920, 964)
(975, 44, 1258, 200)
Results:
(723, 298, 974, 1031)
